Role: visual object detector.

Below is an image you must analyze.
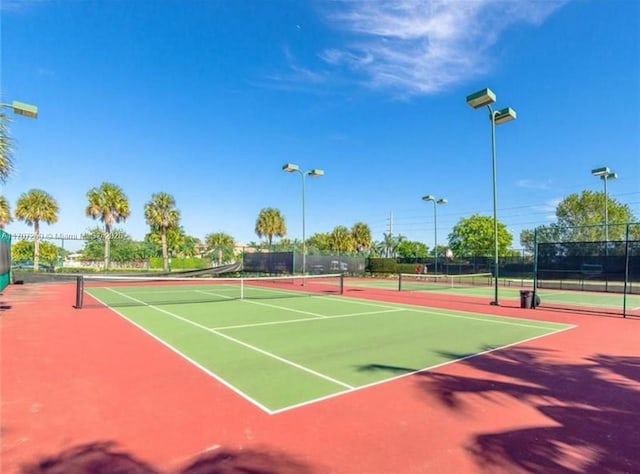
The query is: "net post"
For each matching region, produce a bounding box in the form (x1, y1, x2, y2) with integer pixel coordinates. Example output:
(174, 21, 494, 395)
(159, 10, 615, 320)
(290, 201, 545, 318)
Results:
(339, 273, 344, 295)
(398, 273, 402, 291)
(74, 275, 84, 309)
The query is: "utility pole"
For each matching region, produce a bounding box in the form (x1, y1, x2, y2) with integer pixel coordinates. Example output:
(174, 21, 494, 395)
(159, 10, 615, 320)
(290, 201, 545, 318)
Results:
(385, 212, 394, 258)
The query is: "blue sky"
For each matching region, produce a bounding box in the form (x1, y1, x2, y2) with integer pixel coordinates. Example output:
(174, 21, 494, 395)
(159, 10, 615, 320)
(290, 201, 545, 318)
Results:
(2, 0, 639, 251)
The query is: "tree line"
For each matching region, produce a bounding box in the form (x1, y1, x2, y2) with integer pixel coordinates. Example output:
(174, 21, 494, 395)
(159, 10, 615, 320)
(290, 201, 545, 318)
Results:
(4, 179, 636, 272)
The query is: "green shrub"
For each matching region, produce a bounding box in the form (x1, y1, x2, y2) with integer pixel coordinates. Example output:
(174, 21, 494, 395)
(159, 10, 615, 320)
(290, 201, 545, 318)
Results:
(149, 257, 208, 270)
(397, 263, 420, 274)
(367, 258, 397, 274)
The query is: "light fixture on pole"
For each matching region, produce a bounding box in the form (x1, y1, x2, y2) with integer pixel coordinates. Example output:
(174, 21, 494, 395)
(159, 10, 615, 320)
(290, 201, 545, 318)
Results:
(1, 99, 38, 194)
(282, 163, 324, 277)
(422, 195, 447, 275)
(591, 166, 618, 242)
(466, 88, 516, 306)
(1, 100, 39, 119)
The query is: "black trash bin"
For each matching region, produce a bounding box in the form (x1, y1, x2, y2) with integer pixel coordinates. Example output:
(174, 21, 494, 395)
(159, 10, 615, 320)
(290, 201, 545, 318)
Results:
(520, 290, 533, 309)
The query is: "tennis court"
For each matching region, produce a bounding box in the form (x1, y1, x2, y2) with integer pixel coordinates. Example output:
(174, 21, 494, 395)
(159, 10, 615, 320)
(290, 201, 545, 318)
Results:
(345, 273, 640, 316)
(82, 274, 573, 413)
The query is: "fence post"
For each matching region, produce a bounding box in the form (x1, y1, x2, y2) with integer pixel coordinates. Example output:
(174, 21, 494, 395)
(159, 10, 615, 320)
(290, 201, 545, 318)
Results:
(532, 228, 539, 309)
(623, 224, 630, 318)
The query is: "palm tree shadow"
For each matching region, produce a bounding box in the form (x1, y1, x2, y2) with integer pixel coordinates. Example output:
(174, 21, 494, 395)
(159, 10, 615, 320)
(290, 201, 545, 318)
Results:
(590, 354, 640, 384)
(177, 447, 316, 473)
(419, 348, 640, 473)
(19, 441, 319, 474)
(20, 441, 159, 474)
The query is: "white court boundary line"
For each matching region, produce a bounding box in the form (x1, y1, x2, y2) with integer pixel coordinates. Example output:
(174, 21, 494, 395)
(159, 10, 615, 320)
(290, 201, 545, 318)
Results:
(316, 293, 569, 331)
(88, 291, 276, 413)
(87, 285, 576, 414)
(191, 286, 565, 331)
(271, 324, 577, 414)
(105, 288, 354, 389)
(96, 280, 576, 330)
(214, 308, 404, 331)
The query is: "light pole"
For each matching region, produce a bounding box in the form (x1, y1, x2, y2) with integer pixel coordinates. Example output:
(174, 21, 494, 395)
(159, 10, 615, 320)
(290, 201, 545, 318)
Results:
(282, 163, 324, 276)
(422, 195, 447, 275)
(466, 88, 516, 306)
(591, 166, 617, 242)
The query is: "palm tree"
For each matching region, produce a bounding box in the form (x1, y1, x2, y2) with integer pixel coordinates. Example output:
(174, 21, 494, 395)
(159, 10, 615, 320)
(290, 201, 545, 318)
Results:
(307, 232, 332, 252)
(382, 232, 402, 258)
(0, 196, 13, 228)
(144, 192, 180, 272)
(330, 225, 355, 253)
(14, 189, 58, 270)
(85, 182, 130, 270)
(370, 241, 385, 257)
(351, 222, 372, 254)
(205, 232, 235, 265)
(0, 113, 15, 184)
(175, 234, 201, 258)
(255, 207, 286, 247)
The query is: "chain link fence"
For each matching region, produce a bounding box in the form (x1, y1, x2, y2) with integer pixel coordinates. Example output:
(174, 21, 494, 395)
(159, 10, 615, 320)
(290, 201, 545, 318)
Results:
(534, 223, 639, 317)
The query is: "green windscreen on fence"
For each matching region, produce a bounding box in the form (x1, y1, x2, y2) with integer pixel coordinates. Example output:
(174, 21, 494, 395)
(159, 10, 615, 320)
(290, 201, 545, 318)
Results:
(536, 240, 634, 292)
(533, 223, 640, 317)
(0, 230, 11, 291)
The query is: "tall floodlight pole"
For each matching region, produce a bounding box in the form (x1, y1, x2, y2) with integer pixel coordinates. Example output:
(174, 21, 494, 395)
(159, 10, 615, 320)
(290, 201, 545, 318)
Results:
(422, 195, 447, 275)
(466, 88, 516, 306)
(591, 167, 618, 242)
(282, 163, 324, 276)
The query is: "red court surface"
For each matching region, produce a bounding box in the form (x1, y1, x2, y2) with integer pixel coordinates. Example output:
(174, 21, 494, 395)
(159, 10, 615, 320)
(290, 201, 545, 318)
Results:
(2, 281, 639, 473)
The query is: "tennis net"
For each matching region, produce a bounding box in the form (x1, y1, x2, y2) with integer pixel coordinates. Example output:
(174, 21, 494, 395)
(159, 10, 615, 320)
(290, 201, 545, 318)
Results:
(75, 273, 344, 309)
(398, 273, 493, 292)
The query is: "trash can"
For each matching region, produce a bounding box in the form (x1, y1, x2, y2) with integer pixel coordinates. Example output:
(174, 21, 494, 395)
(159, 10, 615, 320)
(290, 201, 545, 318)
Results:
(520, 290, 533, 309)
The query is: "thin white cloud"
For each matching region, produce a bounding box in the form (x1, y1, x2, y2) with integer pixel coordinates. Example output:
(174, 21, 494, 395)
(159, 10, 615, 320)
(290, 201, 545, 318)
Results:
(533, 197, 561, 220)
(1, 0, 50, 13)
(516, 179, 551, 190)
(320, 0, 568, 96)
(255, 45, 333, 93)
(36, 67, 56, 78)
(281, 46, 329, 84)
(327, 132, 349, 141)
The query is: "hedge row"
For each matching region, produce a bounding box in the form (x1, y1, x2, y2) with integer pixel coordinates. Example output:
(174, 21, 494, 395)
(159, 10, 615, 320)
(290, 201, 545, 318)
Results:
(148, 257, 210, 270)
(367, 258, 420, 275)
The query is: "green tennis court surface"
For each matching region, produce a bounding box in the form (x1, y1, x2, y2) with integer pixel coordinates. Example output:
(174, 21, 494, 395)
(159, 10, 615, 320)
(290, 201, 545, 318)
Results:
(86, 279, 573, 413)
